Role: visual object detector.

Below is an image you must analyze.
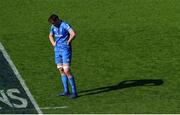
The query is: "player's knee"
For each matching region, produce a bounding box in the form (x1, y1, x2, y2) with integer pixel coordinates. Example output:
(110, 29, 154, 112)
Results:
(63, 67, 71, 76)
(64, 68, 70, 74)
(59, 67, 64, 74)
(57, 65, 64, 74)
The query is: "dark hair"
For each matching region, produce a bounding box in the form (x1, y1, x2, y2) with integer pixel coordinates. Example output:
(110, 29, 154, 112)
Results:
(48, 14, 60, 23)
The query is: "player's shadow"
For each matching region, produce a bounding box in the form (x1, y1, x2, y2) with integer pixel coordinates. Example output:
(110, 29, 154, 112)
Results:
(78, 79, 163, 97)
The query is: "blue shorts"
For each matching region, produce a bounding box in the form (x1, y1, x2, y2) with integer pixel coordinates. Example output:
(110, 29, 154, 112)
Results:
(54, 46, 72, 65)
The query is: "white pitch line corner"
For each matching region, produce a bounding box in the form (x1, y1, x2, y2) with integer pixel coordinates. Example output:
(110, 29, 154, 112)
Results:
(0, 42, 43, 114)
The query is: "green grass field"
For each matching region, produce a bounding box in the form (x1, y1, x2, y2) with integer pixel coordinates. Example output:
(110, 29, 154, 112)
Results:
(1, 0, 180, 113)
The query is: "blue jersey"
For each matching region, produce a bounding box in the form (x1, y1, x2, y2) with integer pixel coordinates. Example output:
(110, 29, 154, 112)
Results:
(50, 21, 71, 51)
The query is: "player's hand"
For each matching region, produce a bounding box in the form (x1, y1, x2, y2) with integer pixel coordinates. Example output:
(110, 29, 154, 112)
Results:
(67, 41, 71, 45)
(53, 42, 56, 46)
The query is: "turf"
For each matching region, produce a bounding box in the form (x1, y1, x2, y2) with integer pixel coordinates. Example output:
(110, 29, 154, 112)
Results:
(0, 0, 180, 113)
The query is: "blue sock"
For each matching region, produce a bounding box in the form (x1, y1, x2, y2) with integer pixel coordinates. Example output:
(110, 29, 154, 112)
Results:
(60, 74, 68, 93)
(68, 76, 77, 94)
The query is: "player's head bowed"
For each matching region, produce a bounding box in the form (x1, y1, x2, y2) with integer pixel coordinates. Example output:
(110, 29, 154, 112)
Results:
(48, 14, 61, 27)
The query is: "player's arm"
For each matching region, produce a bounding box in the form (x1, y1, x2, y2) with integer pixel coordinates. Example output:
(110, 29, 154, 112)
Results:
(49, 33, 56, 46)
(67, 28, 76, 45)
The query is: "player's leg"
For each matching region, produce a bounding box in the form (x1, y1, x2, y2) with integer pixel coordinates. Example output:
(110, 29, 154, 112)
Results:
(55, 51, 69, 96)
(57, 64, 70, 96)
(63, 64, 78, 98)
(62, 49, 78, 99)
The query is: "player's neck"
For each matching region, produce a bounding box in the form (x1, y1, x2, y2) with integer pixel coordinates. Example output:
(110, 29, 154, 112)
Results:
(55, 20, 62, 28)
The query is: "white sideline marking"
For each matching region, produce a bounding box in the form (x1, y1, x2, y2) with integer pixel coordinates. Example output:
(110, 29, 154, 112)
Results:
(40, 106, 68, 110)
(0, 42, 43, 114)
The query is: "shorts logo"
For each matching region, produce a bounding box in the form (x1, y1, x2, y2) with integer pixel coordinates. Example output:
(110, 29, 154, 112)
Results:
(66, 59, 70, 62)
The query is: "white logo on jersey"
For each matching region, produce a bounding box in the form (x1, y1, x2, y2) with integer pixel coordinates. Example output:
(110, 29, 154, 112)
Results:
(55, 34, 63, 37)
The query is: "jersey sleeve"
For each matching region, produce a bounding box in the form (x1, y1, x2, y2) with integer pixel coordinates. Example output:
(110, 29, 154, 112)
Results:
(49, 25, 54, 35)
(63, 22, 72, 31)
